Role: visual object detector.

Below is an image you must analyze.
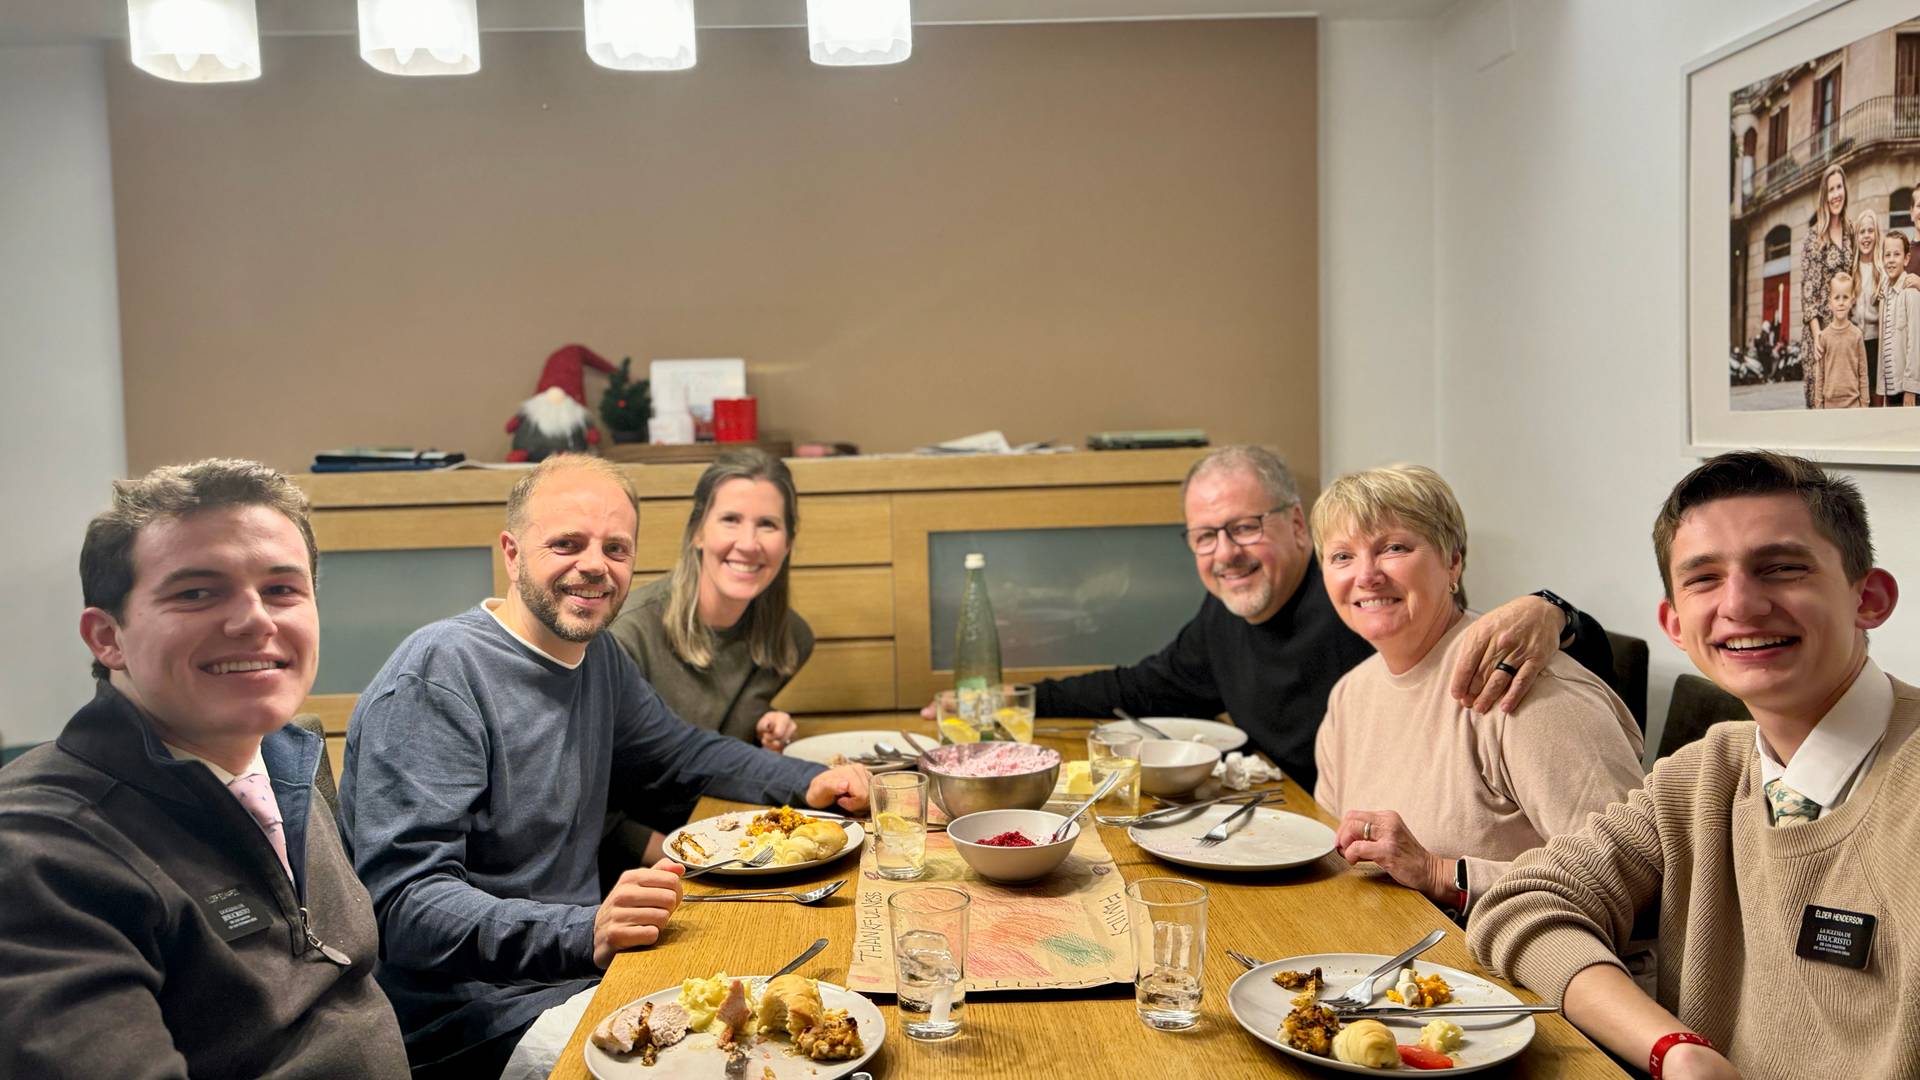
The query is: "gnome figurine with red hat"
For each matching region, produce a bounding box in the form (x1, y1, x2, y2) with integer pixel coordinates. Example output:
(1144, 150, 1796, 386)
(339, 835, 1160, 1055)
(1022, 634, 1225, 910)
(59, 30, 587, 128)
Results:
(505, 344, 618, 463)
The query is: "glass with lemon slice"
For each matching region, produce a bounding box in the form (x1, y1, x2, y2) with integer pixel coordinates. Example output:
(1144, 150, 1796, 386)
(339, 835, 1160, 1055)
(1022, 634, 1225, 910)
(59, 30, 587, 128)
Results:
(873, 772, 929, 880)
(934, 689, 983, 745)
(990, 683, 1036, 743)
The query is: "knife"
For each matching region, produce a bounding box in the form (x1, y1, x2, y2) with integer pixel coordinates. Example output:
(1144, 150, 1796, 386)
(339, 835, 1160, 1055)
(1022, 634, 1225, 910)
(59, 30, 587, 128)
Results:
(1130, 790, 1286, 828)
(1334, 1002, 1560, 1020)
(767, 937, 829, 981)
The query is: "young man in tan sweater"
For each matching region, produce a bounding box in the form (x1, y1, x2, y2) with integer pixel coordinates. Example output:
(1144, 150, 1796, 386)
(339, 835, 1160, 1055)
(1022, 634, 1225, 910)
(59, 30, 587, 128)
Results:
(1468, 451, 1916, 1080)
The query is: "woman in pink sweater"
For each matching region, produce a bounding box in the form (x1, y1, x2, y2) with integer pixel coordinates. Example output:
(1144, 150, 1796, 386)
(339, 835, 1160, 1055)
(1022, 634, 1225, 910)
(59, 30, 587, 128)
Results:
(1309, 465, 1644, 914)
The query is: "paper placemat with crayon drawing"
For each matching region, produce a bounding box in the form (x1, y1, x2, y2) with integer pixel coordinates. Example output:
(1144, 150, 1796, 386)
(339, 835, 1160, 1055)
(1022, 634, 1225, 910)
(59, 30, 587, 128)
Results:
(848, 827, 1134, 996)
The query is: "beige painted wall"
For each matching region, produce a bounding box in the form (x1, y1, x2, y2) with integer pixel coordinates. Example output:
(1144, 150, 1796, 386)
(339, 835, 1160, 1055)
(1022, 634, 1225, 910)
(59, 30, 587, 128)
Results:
(108, 20, 1317, 475)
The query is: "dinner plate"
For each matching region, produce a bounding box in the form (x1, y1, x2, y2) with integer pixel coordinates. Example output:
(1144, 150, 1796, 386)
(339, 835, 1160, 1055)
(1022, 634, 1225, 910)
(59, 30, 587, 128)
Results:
(1095, 717, 1249, 753)
(1228, 953, 1537, 1074)
(662, 810, 865, 877)
(782, 730, 917, 772)
(1128, 803, 1335, 871)
(583, 978, 883, 1080)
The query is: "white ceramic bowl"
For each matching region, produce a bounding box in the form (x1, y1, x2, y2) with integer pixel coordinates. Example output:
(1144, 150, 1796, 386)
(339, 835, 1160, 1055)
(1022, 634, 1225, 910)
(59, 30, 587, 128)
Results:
(946, 808, 1079, 883)
(1138, 739, 1222, 797)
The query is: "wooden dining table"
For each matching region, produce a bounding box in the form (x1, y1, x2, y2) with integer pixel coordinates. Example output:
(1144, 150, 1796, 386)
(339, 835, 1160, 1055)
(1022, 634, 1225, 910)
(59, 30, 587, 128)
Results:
(549, 714, 1629, 1079)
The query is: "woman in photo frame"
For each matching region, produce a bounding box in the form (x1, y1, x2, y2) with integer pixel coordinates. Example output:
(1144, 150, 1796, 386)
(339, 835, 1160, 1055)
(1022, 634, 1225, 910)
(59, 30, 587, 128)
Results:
(1801, 163, 1854, 408)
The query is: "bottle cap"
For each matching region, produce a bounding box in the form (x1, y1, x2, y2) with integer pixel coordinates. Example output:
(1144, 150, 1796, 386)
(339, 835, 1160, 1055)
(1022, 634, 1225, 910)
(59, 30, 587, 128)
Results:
(964, 553, 986, 569)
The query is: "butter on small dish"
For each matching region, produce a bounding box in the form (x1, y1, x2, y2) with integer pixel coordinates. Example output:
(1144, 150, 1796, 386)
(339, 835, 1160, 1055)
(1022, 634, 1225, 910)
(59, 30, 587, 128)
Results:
(1062, 760, 1093, 796)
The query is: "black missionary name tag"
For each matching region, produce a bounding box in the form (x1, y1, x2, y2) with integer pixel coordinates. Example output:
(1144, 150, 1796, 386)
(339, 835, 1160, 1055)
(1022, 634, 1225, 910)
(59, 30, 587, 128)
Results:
(198, 885, 272, 943)
(1796, 905, 1876, 970)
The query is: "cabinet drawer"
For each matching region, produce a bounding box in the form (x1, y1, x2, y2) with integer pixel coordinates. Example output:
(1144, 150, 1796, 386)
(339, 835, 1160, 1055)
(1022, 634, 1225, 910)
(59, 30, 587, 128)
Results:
(773, 640, 895, 713)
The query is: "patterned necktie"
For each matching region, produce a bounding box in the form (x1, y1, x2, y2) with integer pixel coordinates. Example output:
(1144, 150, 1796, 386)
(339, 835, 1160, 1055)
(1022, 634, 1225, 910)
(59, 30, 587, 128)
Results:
(1764, 777, 1821, 827)
(228, 772, 294, 882)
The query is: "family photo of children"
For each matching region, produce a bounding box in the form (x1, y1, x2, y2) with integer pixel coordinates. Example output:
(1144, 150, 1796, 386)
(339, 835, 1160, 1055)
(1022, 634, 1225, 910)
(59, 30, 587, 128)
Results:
(1728, 15, 1920, 411)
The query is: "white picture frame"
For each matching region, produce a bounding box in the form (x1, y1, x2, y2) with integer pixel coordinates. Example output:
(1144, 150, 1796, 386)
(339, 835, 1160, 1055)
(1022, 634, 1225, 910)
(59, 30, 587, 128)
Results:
(1685, 0, 1920, 464)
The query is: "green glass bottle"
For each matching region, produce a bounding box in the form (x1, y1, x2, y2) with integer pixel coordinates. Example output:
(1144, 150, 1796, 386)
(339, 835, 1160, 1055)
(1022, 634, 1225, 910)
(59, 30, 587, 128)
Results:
(953, 552, 1004, 739)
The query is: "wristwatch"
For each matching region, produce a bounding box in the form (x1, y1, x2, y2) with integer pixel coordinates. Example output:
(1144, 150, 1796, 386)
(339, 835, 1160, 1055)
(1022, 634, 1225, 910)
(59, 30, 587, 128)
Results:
(1531, 589, 1578, 648)
(1453, 857, 1470, 914)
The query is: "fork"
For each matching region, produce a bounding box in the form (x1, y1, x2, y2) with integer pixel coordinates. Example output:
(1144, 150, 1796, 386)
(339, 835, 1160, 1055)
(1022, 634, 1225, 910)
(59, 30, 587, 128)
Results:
(1196, 795, 1267, 847)
(1227, 948, 1263, 971)
(682, 846, 777, 880)
(1320, 929, 1449, 1010)
(684, 880, 846, 904)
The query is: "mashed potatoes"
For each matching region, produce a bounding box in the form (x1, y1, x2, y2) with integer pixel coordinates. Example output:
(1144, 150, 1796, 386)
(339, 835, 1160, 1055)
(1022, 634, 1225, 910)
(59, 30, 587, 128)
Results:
(676, 973, 759, 1037)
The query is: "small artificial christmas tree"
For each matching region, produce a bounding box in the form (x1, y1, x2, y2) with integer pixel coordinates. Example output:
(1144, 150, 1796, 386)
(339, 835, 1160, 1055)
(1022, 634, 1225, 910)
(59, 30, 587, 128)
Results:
(600, 357, 650, 443)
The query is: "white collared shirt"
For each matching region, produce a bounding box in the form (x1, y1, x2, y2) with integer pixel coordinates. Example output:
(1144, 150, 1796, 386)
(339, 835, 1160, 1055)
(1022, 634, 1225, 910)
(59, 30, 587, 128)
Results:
(165, 743, 269, 786)
(483, 597, 583, 670)
(1756, 657, 1893, 812)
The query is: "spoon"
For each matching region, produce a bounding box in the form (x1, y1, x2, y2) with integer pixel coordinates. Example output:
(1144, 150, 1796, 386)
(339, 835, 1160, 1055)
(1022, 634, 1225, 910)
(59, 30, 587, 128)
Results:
(1048, 768, 1127, 843)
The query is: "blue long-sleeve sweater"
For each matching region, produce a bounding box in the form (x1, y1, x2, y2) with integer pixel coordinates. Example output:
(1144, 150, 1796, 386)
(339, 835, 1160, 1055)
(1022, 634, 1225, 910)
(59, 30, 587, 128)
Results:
(336, 604, 822, 1067)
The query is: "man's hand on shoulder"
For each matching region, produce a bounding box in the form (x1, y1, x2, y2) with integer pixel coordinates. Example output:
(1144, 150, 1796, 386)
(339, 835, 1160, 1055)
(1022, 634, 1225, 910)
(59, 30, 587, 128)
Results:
(1448, 595, 1565, 713)
(594, 859, 685, 969)
(805, 763, 872, 814)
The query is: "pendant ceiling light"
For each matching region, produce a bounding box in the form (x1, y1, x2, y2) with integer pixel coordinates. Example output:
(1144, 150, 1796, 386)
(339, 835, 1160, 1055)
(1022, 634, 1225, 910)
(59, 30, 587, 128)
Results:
(585, 0, 696, 71)
(807, 0, 911, 67)
(127, 0, 261, 83)
(358, 0, 480, 77)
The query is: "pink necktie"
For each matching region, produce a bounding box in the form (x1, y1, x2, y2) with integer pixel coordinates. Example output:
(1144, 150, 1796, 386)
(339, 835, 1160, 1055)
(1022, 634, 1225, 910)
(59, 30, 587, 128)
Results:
(228, 772, 294, 883)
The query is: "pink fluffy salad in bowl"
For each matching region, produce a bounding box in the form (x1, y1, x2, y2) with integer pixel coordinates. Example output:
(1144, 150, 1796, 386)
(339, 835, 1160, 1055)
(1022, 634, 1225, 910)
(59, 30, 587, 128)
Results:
(919, 743, 1062, 817)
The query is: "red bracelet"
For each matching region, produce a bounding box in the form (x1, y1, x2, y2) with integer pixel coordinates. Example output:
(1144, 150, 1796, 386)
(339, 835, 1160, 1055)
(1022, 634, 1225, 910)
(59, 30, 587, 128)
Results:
(1650, 1031, 1714, 1079)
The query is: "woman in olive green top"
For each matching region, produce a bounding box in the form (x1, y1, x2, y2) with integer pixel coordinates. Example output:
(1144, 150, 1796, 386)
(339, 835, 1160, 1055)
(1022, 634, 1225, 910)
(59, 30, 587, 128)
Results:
(600, 449, 816, 879)
(607, 448, 814, 748)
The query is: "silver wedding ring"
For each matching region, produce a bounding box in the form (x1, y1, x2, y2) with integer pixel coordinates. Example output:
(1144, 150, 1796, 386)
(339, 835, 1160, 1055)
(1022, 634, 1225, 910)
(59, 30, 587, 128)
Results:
(1362, 820, 1373, 841)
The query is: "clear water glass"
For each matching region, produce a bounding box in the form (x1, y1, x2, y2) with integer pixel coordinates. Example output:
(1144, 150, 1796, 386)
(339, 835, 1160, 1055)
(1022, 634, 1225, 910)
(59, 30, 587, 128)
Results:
(992, 683, 1036, 742)
(888, 886, 970, 1040)
(1127, 877, 1207, 1030)
(1088, 729, 1143, 825)
(872, 771, 928, 880)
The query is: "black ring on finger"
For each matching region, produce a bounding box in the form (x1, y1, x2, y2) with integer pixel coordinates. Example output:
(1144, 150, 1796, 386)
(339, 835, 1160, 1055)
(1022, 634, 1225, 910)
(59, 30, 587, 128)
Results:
(1494, 661, 1521, 676)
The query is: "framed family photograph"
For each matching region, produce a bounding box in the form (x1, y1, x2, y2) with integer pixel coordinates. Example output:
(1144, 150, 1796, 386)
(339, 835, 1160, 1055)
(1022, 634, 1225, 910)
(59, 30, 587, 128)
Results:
(1686, 0, 1920, 463)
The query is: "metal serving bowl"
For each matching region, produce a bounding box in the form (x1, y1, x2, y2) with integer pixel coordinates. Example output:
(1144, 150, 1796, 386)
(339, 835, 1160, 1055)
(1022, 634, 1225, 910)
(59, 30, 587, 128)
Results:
(918, 743, 1062, 819)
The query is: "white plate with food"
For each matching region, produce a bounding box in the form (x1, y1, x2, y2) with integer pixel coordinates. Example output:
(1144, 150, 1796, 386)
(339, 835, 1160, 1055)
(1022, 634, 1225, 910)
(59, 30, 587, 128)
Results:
(1095, 717, 1249, 753)
(1228, 953, 1538, 1074)
(584, 972, 883, 1079)
(662, 807, 865, 877)
(781, 730, 917, 772)
(1129, 803, 1335, 871)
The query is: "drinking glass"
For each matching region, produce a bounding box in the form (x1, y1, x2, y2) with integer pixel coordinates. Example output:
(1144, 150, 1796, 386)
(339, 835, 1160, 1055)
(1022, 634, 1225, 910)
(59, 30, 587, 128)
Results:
(1087, 729, 1143, 825)
(1127, 877, 1208, 1030)
(872, 772, 929, 881)
(934, 690, 981, 745)
(888, 885, 971, 1040)
(991, 683, 1036, 742)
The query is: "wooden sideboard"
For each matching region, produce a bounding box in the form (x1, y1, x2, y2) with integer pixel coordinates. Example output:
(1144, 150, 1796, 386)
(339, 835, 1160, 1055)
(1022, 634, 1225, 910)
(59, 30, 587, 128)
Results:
(294, 448, 1210, 772)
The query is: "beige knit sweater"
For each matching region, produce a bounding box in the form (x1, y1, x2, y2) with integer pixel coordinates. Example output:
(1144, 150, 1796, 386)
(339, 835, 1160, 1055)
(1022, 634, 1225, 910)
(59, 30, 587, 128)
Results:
(1468, 681, 1920, 1080)
(1314, 613, 1645, 904)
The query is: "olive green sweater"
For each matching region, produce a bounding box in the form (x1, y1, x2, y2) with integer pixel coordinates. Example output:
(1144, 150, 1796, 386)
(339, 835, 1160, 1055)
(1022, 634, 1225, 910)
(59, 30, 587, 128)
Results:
(605, 577, 814, 743)
(1468, 680, 1920, 1079)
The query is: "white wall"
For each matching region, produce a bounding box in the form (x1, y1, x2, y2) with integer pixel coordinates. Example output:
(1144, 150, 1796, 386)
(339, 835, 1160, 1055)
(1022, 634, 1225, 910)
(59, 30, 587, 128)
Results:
(1320, 17, 1438, 477)
(0, 44, 126, 750)
(1425, 0, 1904, 756)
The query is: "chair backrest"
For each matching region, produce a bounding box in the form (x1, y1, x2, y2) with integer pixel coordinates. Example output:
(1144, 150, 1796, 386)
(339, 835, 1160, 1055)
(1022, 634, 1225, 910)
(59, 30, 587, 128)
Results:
(1605, 631, 1650, 733)
(291, 713, 339, 816)
(1658, 673, 1750, 759)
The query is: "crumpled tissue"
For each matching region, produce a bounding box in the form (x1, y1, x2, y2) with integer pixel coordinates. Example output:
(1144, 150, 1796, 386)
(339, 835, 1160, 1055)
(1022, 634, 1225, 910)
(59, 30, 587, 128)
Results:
(1212, 751, 1281, 791)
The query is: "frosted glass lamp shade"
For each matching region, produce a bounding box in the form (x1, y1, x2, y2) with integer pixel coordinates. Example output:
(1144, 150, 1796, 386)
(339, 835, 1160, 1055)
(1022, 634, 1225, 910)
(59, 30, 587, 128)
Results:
(585, 0, 696, 71)
(807, 0, 911, 66)
(127, 0, 261, 83)
(358, 0, 480, 76)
